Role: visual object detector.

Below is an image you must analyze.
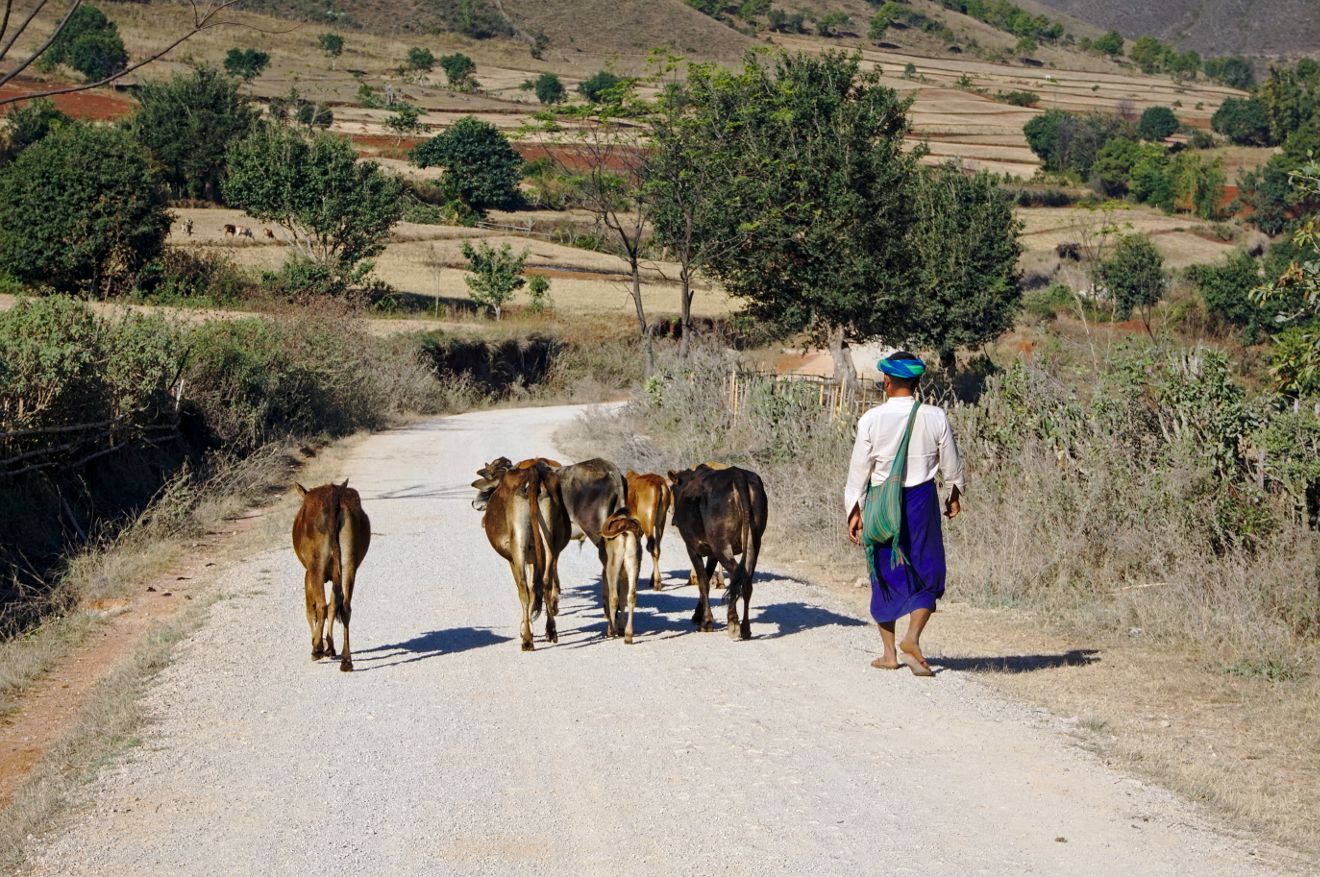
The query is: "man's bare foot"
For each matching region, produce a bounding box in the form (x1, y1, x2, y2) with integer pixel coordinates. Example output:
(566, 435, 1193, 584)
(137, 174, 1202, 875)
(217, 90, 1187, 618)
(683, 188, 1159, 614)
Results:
(899, 641, 934, 677)
(870, 657, 900, 670)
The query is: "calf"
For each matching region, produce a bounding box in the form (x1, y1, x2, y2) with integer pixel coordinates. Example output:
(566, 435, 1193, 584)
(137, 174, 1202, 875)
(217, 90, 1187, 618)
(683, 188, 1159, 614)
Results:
(472, 457, 571, 650)
(223, 223, 237, 237)
(239, 226, 255, 240)
(624, 470, 671, 590)
(292, 480, 370, 671)
(600, 512, 643, 643)
(668, 464, 768, 640)
(264, 228, 276, 240)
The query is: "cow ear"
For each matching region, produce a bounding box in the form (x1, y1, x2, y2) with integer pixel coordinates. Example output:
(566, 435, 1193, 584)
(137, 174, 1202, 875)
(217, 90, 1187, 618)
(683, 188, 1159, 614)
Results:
(667, 470, 679, 482)
(294, 483, 307, 496)
(625, 470, 636, 479)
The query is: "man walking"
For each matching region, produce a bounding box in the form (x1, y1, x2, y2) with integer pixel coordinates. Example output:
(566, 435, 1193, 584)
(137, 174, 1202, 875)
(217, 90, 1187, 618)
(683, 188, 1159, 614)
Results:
(844, 352, 963, 676)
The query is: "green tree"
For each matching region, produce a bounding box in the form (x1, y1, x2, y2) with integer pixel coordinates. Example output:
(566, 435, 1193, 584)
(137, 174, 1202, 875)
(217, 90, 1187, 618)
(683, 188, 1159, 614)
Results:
(1137, 106, 1179, 141)
(1090, 136, 1141, 196)
(1258, 62, 1320, 144)
(1, 98, 71, 160)
(817, 11, 852, 37)
(129, 66, 256, 201)
(439, 52, 477, 89)
(1253, 163, 1320, 397)
(0, 123, 169, 295)
(318, 33, 345, 68)
(223, 124, 403, 284)
(224, 47, 270, 82)
(1130, 35, 1170, 74)
(1093, 30, 1123, 56)
(533, 72, 566, 105)
(1096, 233, 1167, 330)
(1129, 150, 1175, 211)
(767, 9, 807, 32)
(676, 51, 921, 391)
(526, 274, 552, 313)
(461, 241, 526, 319)
(1211, 97, 1271, 146)
(1015, 35, 1038, 55)
(907, 166, 1023, 371)
(578, 70, 623, 103)
(407, 47, 435, 72)
(1204, 55, 1254, 89)
(38, 4, 127, 82)
(385, 103, 425, 144)
(410, 116, 524, 212)
(1187, 250, 1278, 340)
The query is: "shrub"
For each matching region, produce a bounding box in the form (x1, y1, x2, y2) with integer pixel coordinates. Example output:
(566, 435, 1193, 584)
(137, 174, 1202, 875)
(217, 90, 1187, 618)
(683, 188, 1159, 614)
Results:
(1138, 106, 1179, 141)
(1090, 136, 1141, 196)
(439, 52, 476, 89)
(223, 48, 270, 81)
(134, 248, 255, 306)
(1095, 234, 1167, 325)
(995, 90, 1039, 107)
(578, 70, 623, 103)
(527, 274, 552, 313)
(0, 98, 70, 159)
(1212, 97, 1271, 146)
(1204, 55, 1255, 90)
(533, 72, 566, 105)
(1093, 29, 1123, 56)
(817, 11, 851, 37)
(410, 116, 524, 212)
(1187, 250, 1275, 340)
(0, 123, 169, 295)
(406, 46, 435, 72)
(318, 33, 344, 66)
(129, 66, 256, 201)
(461, 241, 526, 319)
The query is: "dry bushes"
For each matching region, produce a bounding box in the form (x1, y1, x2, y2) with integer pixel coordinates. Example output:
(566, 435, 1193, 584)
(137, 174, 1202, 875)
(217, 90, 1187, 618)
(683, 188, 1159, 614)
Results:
(568, 343, 1320, 675)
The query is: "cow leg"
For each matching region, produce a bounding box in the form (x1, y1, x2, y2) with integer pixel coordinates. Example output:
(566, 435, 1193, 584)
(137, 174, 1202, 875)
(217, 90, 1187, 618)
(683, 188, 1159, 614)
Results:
(510, 559, 534, 651)
(687, 549, 715, 632)
(738, 571, 753, 641)
(719, 556, 743, 639)
(602, 558, 619, 638)
(337, 560, 356, 672)
(648, 536, 663, 591)
(304, 569, 326, 660)
(624, 541, 640, 645)
(544, 556, 560, 644)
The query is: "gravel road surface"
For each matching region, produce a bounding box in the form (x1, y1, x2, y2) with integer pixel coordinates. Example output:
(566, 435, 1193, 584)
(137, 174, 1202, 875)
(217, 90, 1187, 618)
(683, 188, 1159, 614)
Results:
(27, 405, 1279, 876)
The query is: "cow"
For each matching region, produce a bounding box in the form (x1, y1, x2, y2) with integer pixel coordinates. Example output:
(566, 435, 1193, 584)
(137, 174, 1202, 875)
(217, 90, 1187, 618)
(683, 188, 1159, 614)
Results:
(239, 226, 255, 240)
(264, 228, 276, 240)
(600, 511, 643, 643)
(472, 457, 571, 651)
(292, 480, 370, 672)
(223, 223, 237, 237)
(624, 471, 671, 590)
(668, 464, 768, 640)
(183, 218, 194, 237)
(685, 461, 729, 590)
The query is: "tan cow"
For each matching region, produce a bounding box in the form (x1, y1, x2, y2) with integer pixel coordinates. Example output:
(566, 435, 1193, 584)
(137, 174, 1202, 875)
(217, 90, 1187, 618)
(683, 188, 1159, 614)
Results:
(472, 457, 571, 651)
(600, 511, 643, 643)
(292, 480, 370, 671)
(625, 471, 671, 590)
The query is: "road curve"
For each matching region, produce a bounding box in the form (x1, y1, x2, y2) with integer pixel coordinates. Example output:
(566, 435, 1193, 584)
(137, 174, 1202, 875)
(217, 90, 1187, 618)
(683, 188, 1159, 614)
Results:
(27, 405, 1277, 876)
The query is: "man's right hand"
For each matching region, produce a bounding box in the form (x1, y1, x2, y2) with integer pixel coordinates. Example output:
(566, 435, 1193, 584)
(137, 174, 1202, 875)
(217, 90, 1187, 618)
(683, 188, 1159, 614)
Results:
(847, 508, 862, 545)
(944, 486, 962, 519)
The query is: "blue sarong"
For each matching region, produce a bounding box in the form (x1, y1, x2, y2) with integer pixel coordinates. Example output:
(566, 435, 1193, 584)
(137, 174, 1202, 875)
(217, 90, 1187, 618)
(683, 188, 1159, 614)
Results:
(869, 479, 946, 623)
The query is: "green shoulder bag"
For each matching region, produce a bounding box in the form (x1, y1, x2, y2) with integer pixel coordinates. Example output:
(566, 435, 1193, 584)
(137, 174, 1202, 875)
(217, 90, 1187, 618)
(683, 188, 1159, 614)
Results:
(862, 401, 921, 578)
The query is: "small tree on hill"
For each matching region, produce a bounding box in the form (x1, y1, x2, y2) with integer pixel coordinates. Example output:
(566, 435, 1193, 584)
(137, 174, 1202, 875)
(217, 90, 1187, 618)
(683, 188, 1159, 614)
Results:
(461, 241, 526, 319)
(36, 4, 127, 82)
(410, 116, 524, 212)
(577, 70, 623, 103)
(129, 66, 256, 201)
(223, 124, 403, 285)
(1211, 97, 1271, 146)
(1096, 233, 1167, 333)
(439, 53, 477, 89)
(224, 47, 270, 83)
(0, 123, 170, 295)
(385, 103, 425, 145)
(407, 47, 435, 73)
(534, 72, 566, 105)
(817, 12, 852, 37)
(1253, 163, 1320, 398)
(1138, 106, 1179, 141)
(1093, 30, 1124, 56)
(318, 33, 345, 69)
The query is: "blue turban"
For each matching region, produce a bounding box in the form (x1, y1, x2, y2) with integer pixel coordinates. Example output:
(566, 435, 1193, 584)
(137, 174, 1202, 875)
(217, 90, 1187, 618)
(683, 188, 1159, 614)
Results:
(877, 356, 926, 379)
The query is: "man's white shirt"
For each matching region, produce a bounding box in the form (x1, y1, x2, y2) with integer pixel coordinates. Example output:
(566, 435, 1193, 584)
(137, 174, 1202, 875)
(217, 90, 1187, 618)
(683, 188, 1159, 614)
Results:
(843, 396, 965, 515)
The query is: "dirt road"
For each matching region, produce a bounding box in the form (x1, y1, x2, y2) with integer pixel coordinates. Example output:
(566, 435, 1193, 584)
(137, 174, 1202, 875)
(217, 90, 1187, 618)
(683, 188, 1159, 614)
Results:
(26, 405, 1280, 876)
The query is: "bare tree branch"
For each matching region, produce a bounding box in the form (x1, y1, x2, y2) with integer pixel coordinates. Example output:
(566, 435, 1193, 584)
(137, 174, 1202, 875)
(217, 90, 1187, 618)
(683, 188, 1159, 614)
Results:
(0, 0, 17, 50)
(0, 0, 247, 107)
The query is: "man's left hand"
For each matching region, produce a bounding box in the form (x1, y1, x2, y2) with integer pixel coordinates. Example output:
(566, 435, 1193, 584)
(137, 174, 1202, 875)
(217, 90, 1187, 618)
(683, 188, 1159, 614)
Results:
(847, 508, 862, 545)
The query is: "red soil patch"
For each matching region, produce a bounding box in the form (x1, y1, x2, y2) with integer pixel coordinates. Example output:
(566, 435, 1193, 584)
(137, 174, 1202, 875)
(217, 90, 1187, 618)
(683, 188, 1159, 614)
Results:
(0, 77, 131, 121)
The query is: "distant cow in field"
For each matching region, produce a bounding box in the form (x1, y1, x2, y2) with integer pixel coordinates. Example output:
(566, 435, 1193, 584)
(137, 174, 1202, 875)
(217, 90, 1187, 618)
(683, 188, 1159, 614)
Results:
(239, 226, 255, 240)
(669, 464, 768, 640)
(625, 471, 671, 590)
(600, 511, 643, 643)
(472, 457, 571, 650)
(1056, 241, 1082, 261)
(183, 218, 194, 237)
(292, 480, 370, 672)
(265, 228, 276, 240)
(223, 223, 237, 237)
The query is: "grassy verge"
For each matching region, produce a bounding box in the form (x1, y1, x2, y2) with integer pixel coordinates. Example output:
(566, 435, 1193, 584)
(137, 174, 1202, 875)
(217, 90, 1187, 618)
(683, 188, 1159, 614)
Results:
(0, 601, 210, 874)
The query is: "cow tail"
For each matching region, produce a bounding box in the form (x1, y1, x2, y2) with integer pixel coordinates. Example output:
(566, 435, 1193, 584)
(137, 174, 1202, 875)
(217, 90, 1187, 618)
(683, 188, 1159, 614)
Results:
(330, 485, 347, 624)
(528, 466, 547, 620)
(728, 475, 754, 605)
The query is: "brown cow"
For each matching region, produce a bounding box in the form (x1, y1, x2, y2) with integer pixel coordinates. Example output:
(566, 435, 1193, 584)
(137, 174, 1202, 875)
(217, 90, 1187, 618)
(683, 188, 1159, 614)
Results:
(625, 471, 671, 590)
(292, 480, 370, 671)
(472, 457, 571, 651)
(668, 464, 768, 640)
(600, 511, 643, 643)
(223, 223, 237, 237)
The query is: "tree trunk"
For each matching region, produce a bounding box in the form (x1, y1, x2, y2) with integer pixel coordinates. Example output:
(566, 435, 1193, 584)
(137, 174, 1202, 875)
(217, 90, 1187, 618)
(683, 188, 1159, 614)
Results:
(629, 254, 654, 375)
(678, 264, 693, 358)
(828, 325, 860, 399)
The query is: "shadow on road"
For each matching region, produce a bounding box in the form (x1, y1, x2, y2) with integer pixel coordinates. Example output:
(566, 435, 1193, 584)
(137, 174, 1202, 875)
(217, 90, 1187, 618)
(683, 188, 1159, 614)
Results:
(351, 626, 512, 670)
(934, 649, 1101, 674)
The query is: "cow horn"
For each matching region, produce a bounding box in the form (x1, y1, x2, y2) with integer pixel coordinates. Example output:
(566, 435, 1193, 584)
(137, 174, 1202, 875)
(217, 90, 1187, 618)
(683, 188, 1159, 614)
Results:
(294, 483, 308, 496)
(339, 478, 350, 489)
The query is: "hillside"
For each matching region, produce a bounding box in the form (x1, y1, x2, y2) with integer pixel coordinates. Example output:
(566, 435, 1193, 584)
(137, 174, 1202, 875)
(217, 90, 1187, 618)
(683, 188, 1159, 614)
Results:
(1031, 0, 1320, 60)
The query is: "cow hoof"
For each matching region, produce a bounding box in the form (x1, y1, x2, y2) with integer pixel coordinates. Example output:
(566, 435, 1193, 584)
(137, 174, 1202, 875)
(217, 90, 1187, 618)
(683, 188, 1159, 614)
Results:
(546, 632, 558, 644)
(624, 634, 634, 645)
(339, 660, 353, 672)
(521, 641, 535, 652)
(740, 623, 752, 640)
(700, 622, 715, 633)
(311, 649, 324, 661)
(652, 582, 663, 591)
